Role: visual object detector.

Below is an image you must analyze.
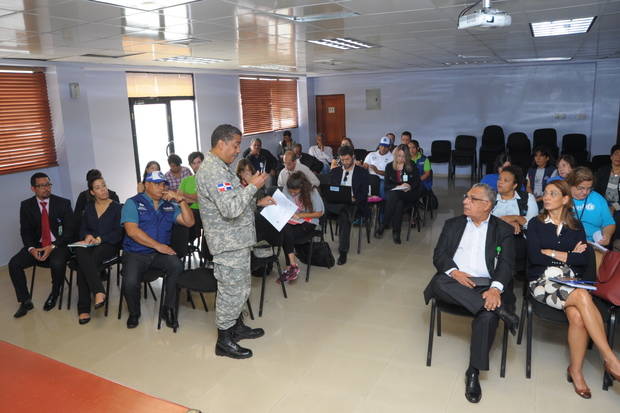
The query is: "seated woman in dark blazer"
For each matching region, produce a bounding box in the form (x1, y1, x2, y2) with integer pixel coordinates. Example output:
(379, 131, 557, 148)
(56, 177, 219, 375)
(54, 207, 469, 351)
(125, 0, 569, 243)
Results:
(527, 179, 620, 398)
(376, 144, 420, 244)
(74, 176, 122, 325)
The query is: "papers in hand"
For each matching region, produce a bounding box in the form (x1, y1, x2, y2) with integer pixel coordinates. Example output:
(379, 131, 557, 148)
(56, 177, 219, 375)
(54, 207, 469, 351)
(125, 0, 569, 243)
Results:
(590, 231, 609, 252)
(391, 184, 409, 192)
(260, 189, 298, 232)
(549, 277, 597, 291)
(68, 242, 96, 248)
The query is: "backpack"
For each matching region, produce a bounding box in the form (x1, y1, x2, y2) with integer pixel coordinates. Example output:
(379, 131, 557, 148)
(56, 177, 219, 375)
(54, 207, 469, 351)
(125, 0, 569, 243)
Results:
(295, 241, 335, 268)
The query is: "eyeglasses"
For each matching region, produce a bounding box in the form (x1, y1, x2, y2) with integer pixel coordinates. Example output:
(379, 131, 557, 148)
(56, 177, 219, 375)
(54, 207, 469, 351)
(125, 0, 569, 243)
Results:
(575, 185, 592, 193)
(35, 183, 52, 188)
(463, 194, 489, 203)
(343, 171, 350, 183)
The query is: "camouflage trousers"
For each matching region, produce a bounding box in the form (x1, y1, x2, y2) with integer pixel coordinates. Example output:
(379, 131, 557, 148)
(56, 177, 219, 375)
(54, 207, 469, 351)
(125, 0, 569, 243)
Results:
(213, 248, 251, 329)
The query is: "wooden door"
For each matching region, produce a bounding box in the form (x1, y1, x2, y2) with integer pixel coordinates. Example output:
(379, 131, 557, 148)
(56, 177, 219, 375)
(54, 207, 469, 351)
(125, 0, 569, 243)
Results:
(316, 94, 345, 151)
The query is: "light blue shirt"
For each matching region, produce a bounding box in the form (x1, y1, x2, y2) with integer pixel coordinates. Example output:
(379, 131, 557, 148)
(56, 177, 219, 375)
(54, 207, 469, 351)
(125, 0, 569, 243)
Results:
(573, 191, 615, 241)
(492, 192, 539, 228)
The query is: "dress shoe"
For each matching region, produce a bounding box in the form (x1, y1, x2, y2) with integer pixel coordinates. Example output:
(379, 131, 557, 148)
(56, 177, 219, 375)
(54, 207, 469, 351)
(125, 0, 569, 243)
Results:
(465, 370, 482, 403)
(567, 367, 591, 399)
(78, 316, 91, 325)
(94, 294, 106, 310)
(13, 300, 34, 318)
(160, 306, 179, 329)
(337, 253, 347, 265)
(126, 314, 140, 329)
(43, 293, 59, 311)
(392, 232, 401, 244)
(215, 326, 252, 359)
(232, 315, 264, 341)
(497, 307, 519, 336)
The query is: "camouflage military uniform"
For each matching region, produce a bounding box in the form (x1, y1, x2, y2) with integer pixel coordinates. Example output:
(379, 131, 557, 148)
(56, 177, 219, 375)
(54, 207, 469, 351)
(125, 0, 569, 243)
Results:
(196, 152, 258, 329)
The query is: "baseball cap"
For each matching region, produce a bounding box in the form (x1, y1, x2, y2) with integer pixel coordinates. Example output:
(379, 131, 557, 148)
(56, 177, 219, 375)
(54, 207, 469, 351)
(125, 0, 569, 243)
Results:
(379, 136, 391, 147)
(145, 171, 167, 183)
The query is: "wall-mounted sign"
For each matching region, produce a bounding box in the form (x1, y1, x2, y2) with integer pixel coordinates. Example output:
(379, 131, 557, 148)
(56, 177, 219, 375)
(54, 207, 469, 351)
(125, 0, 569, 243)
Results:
(328, 106, 336, 113)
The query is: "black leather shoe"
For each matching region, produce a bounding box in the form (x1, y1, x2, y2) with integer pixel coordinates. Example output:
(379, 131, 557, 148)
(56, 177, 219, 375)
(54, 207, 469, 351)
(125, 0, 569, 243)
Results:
(497, 307, 519, 336)
(215, 327, 252, 359)
(465, 370, 482, 403)
(160, 306, 179, 329)
(127, 314, 140, 329)
(233, 315, 264, 341)
(94, 295, 106, 310)
(43, 293, 59, 311)
(337, 253, 347, 265)
(78, 316, 91, 325)
(13, 300, 34, 318)
(392, 233, 401, 244)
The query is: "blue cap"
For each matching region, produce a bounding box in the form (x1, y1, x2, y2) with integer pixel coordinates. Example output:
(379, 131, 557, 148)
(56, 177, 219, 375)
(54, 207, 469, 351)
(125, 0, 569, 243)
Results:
(379, 136, 391, 147)
(145, 171, 166, 183)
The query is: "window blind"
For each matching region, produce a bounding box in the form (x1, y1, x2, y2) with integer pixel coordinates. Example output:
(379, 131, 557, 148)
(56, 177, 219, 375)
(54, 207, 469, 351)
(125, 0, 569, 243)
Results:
(240, 77, 298, 135)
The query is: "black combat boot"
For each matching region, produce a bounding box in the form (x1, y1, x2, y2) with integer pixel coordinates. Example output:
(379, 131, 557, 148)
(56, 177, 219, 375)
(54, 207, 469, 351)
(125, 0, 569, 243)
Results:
(215, 326, 253, 359)
(232, 315, 265, 341)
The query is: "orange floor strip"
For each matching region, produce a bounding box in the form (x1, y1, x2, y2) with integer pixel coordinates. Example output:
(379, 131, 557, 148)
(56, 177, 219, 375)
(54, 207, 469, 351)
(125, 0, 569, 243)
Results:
(0, 340, 193, 413)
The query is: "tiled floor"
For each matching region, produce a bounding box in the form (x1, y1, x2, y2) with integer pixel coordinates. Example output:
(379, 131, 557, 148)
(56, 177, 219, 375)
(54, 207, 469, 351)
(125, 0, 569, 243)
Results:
(1, 177, 619, 412)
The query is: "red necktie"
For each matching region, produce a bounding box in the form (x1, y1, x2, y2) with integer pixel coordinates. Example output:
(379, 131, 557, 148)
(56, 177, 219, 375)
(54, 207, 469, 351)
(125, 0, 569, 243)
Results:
(40, 201, 51, 247)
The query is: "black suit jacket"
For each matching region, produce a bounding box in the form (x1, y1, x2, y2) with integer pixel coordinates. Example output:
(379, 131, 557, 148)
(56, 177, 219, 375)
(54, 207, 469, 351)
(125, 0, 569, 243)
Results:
(594, 165, 617, 203)
(20, 194, 74, 249)
(328, 165, 369, 208)
(299, 152, 323, 174)
(424, 214, 515, 303)
(242, 148, 277, 173)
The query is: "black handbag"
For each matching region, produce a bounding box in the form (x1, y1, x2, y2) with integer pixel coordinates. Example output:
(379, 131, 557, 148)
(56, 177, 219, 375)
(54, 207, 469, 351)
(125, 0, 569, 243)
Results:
(295, 241, 335, 268)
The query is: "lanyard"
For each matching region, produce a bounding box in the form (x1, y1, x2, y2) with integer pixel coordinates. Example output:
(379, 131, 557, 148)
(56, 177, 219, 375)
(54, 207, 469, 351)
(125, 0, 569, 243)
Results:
(576, 193, 589, 222)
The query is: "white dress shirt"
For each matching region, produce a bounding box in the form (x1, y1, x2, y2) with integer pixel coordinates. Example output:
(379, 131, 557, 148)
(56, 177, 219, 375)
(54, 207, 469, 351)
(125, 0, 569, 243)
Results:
(308, 145, 333, 166)
(447, 215, 504, 292)
(340, 166, 354, 187)
(277, 161, 320, 188)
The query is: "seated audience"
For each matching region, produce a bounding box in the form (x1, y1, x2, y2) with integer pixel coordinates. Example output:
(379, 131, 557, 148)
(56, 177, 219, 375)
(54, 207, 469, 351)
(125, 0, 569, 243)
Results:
(308, 133, 333, 173)
(137, 160, 160, 193)
(293, 143, 323, 174)
(409, 139, 432, 192)
(333, 137, 363, 167)
(120, 171, 195, 329)
(242, 138, 277, 182)
(280, 172, 324, 282)
(526, 179, 620, 397)
(178, 151, 206, 246)
(277, 150, 320, 188)
(363, 136, 393, 197)
(376, 144, 421, 244)
(400, 131, 412, 146)
(164, 154, 192, 192)
(480, 153, 511, 191)
(527, 146, 557, 202)
(423, 183, 518, 404)
(325, 145, 369, 265)
(594, 145, 620, 248)
(568, 167, 615, 246)
(386, 132, 396, 151)
(277, 130, 295, 161)
(548, 154, 576, 182)
(9, 172, 73, 318)
(74, 176, 122, 324)
(74, 169, 119, 221)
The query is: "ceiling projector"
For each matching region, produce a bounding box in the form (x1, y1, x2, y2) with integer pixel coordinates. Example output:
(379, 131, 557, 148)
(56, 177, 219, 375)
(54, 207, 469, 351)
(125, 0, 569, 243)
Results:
(458, 1, 511, 29)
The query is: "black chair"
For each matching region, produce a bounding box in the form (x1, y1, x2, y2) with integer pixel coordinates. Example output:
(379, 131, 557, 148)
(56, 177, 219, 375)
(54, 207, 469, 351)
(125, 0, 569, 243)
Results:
(506, 132, 531, 175)
(354, 148, 368, 164)
(406, 201, 422, 241)
(429, 140, 451, 172)
(591, 155, 611, 173)
(533, 128, 559, 158)
(426, 298, 509, 377)
(451, 135, 477, 182)
(517, 245, 596, 378)
(252, 241, 286, 317)
(479, 125, 505, 178)
(593, 297, 619, 390)
(367, 174, 384, 236)
(30, 259, 73, 311)
(295, 217, 326, 282)
(561, 134, 589, 165)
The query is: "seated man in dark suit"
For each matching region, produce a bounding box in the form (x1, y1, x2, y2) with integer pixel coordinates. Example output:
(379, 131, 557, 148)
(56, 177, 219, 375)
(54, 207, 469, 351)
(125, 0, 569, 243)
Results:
(9, 172, 73, 317)
(326, 145, 369, 265)
(293, 143, 323, 175)
(242, 138, 277, 186)
(423, 183, 519, 404)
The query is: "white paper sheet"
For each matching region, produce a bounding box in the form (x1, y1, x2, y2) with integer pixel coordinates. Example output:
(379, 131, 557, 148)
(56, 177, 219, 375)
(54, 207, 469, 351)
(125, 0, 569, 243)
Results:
(260, 189, 298, 232)
(590, 230, 609, 252)
(391, 184, 410, 191)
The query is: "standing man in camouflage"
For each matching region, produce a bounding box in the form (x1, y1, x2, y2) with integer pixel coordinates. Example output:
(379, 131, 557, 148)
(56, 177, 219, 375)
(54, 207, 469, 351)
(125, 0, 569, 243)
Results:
(196, 124, 275, 359)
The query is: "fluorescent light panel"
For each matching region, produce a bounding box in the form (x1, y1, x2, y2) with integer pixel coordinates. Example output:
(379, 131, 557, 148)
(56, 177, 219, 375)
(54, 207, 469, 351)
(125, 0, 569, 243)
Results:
(507, 57, 572, 63)
(240, 64, 295, 71)
(156, 56, 226, 64)
(530, 17, 596, 37)
(273, 11, 359, 23)
(88, 0, 198, 12)
(308, 37, 376, 50)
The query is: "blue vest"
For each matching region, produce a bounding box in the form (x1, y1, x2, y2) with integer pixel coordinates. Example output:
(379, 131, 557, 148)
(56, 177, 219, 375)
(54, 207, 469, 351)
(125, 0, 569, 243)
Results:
(527, 165, 556, 193)
(415, 154, 432, 190)
(123, 193, 176, 254)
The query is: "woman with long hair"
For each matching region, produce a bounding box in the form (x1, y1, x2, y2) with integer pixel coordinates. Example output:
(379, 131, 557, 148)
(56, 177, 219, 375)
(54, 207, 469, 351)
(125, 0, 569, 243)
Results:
(527, 179, 620, 398)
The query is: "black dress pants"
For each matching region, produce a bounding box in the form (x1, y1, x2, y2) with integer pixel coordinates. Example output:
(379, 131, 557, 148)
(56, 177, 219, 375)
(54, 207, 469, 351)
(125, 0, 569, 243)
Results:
(427, 273, 507, 371)
(121, 251, 183, 317)
(383, 189, 419, 236)
(282, 222, 316, 264)
(8, 246, 70, 303)
(75, 244, 117, 314)
(325, 203, 355, 254)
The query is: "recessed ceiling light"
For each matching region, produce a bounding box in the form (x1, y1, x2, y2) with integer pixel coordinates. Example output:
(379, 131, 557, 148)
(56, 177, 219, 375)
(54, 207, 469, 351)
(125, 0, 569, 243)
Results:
(530, 17, 596, 37)
(88, 0, 199, 12)
(507, 57, 573, 63)
(240, 64, 295, 71)
(271, 11, 360, 23)
(308, 38, 377, 50)
(156, 56, 227, 64)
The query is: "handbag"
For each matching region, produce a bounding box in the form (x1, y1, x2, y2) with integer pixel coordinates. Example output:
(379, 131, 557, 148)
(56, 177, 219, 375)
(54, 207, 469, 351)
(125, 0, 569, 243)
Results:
(592, 250, 620, 305)
(295, 241, 335, 268)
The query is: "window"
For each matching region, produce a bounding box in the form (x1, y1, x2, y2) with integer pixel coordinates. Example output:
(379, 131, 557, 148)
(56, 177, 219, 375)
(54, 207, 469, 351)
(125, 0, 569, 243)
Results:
(239, 77, 298, 135)
(0, 68, 57, 175)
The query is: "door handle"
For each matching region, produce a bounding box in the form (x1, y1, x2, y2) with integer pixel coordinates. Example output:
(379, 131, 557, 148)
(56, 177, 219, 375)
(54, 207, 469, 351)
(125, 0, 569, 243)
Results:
(166, 141, 173, 156)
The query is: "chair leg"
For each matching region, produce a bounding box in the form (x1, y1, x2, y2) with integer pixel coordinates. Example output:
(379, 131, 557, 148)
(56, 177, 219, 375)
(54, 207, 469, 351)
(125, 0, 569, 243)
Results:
(274, 250, 287, 299)
(246, 299, 254, 320)
(357, 217, 362, 254)
(156, 278, 166, 330)
(526, 301, 533, 378)
(517, 294, 527, 345)
(426, 299, 436, 367)
(187, 290, 196, 309)
(259, 271, 266, 317)
(437, 309, 442, 337)
(199, 293, 208, 312)
(500, 323, 508, 378)
(29, 265, 37, 297)
(306, 240, 314, 282)
(143, 281, 148, 299)
(58, 271, 65, 310)
(174, 287, 181, 333)
(104, 267, 111, 317)
(406, 209, 413, 242)
(147, 283, 157, 300)
(117, 280, 124, 320)
(67, 270, 73, 310)
(603, 310, 616, 390)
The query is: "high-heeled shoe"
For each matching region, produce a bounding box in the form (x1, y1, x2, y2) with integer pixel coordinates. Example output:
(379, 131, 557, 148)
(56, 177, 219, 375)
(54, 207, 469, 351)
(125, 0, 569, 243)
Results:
(94, 294, 106, 310)
(566, 368, 591, 399)
(604, 361, 620, 382)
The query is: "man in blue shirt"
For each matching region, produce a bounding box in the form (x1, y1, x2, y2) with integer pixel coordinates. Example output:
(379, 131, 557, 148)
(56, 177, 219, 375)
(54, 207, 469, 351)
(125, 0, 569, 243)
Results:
(121, 171, 194, 329)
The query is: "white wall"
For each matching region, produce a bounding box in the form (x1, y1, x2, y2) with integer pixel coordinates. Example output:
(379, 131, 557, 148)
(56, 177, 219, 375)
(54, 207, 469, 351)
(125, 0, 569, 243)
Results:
(591, 60, 620, 156)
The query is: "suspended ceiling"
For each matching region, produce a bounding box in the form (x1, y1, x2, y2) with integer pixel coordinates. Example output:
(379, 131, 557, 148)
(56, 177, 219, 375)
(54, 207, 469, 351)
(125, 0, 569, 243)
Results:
(0, 0, 619, 75)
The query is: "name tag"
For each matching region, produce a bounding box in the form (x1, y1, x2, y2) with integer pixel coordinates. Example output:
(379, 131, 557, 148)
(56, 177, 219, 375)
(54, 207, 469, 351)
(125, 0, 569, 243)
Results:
(329, 186, 340, 192)
(137, 202, 147, 211)
(162, 206, 174, 212)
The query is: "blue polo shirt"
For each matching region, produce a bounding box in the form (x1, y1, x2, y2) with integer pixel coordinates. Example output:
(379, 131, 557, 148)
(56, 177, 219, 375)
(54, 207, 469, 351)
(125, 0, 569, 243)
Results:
(121, 193, 181, 225)
(573, 191, 615, 241)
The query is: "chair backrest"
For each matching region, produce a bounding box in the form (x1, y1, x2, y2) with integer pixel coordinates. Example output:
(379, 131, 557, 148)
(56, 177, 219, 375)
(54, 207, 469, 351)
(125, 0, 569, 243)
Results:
(591, 155, 611, 172)
(481, 125, 505, 148)
(368, 174, 381, 196)
(171, 224, 190, 257)
(533, 128, 557, 149)
(454, 135, 477, 151)
(354, 148, 368, 163)
(561, 133, 587, 153)
(506, 132, 530, 153)
(430, 140, 451, 163)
